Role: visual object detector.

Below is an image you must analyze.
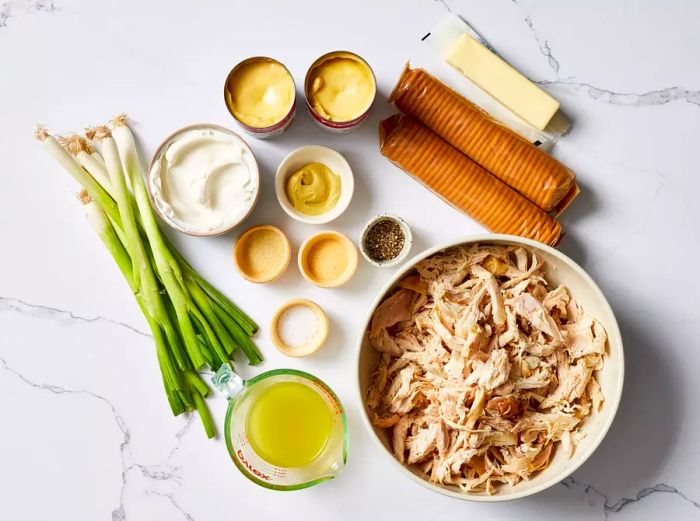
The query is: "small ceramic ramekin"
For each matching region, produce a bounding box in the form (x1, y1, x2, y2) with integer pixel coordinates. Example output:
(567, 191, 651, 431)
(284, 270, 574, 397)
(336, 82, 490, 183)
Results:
(270, 299, 329, 357)
(275, 145, 354, 224)
(147, 124, 260, 237)
(233, 225, 291, 283)
(360, 214, 413, 268)
(298, 231, 358, 288)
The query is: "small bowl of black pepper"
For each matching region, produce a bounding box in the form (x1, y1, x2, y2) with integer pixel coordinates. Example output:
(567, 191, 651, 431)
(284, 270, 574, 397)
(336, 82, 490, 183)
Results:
(360, 214, 412, 268)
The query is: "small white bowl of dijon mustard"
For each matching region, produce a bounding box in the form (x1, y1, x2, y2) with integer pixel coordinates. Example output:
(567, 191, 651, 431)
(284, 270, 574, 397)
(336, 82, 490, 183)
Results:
(148, 124, 260, 237)
(275, 145, 354, 225)
(271, 299, 329, 357)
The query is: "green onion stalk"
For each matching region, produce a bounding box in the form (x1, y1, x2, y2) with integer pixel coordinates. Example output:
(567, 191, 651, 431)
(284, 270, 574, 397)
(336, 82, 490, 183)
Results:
(36, 117, 261, 438)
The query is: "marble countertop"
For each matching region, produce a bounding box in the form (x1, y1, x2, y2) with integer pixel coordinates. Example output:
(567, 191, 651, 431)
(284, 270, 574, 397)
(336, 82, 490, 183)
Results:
(2, 0, 699, 519)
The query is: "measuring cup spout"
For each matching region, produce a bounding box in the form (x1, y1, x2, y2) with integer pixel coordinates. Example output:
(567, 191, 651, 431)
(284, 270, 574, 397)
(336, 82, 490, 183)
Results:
(323, 453, 346, 479)
(212, 363, 246, 400)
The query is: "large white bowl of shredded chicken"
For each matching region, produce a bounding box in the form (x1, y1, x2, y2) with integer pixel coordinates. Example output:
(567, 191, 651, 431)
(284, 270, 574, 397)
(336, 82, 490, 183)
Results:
(356, 235, 623, 501)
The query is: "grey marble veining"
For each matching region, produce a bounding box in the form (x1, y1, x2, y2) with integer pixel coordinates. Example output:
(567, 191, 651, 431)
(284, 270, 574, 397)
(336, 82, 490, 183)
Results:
(2, 0, 699, 519)
(0, 296, 150, 337)
(1, 350, 199, 520)
(0, 0, 56, 28)
(523, 14, 560, 76)
(539, 81, 700, 108)
(438, 0, 700, 108)
(4, 295, 699, 519)
(560, 477, 700, 519)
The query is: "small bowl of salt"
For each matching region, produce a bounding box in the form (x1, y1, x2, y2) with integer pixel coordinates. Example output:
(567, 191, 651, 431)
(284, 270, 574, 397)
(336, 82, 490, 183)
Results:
(270, 299, 329, 357)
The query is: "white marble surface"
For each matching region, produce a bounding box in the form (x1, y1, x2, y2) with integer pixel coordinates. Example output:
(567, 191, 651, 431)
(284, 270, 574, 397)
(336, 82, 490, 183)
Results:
(1, 0, 699, 519)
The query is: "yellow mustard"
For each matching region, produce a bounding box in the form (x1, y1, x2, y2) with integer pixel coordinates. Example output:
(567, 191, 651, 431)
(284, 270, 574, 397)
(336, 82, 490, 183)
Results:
(226, 58, 295, 128)
(307, 52, 375, 122)
(285, 162, 341, 216)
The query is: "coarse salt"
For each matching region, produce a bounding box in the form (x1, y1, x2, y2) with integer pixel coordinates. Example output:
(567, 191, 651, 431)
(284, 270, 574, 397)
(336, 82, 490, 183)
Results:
(277, 304, 320, 349)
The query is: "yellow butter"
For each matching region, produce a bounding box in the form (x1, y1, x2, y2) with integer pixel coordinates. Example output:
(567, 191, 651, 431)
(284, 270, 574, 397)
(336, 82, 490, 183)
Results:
(307, 52, 375, 122)
(226, 58, 295, 128)
(447, 34, 559, 130)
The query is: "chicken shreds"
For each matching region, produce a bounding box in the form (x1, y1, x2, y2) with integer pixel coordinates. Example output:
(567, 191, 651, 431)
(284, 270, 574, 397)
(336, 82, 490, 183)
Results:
(365, 244, 608, 494)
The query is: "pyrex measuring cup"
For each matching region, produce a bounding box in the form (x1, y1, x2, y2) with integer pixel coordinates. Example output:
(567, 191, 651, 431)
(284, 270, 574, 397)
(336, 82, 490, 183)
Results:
(212, 363, 348, 490)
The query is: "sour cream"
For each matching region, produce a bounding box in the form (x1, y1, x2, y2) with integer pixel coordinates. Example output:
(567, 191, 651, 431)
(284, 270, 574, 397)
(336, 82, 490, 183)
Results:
(150, 127, 259, 235)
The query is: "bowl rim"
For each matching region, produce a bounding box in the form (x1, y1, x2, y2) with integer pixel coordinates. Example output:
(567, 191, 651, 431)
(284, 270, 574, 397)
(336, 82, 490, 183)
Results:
(354, 233, 625, 502)
(274, 145, 354, 224)
(147, 123, 261, 237)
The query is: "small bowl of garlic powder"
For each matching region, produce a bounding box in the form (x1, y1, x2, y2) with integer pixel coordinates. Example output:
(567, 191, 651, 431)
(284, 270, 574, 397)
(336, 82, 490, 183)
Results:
(270, 299, 329, 357)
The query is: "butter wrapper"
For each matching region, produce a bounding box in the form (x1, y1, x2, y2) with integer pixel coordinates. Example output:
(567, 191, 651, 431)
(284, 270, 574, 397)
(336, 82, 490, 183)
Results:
(414, 14, 570, 151)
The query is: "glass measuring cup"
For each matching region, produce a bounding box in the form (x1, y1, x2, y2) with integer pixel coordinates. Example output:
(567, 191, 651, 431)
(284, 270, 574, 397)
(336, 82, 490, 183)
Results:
(212, 363, 348, 491)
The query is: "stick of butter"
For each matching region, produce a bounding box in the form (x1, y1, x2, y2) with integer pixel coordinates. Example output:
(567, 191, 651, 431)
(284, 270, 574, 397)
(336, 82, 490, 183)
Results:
(446, 33, 559, 130)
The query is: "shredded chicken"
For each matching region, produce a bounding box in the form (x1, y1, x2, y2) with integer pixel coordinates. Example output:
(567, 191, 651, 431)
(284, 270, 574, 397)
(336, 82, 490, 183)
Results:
(365, 244, 608, 494)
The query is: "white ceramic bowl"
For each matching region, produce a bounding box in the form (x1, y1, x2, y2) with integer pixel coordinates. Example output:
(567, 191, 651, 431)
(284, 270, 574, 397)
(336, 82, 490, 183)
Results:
(359, 213, 413, 268)
(148, 124, 260, 237)
(355, 234, 624, 502)
(275, 145, 354, 224)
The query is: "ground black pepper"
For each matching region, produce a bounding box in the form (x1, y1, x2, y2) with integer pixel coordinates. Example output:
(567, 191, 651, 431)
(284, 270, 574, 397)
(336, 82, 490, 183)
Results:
(364, 219, 405, 262)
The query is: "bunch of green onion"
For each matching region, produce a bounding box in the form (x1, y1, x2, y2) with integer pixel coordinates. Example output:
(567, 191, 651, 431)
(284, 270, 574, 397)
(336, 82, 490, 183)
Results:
(35, 115, 262, 438)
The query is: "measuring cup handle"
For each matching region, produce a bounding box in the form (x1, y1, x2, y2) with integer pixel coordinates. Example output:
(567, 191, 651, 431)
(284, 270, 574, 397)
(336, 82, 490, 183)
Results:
(212, 363, 246, 400)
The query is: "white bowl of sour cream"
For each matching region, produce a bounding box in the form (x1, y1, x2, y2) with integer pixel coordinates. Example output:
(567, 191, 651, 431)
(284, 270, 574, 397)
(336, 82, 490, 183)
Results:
(148, 124, 260, 236)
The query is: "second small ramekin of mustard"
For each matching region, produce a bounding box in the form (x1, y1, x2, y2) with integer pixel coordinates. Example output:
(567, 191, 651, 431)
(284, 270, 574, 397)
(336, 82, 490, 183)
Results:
(224, 56, 297, 139)
(304, 51, 377, 133)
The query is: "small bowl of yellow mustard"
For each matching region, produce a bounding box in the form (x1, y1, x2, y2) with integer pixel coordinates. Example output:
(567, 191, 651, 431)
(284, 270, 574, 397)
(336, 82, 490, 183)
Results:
(275, 145, 354, 224)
